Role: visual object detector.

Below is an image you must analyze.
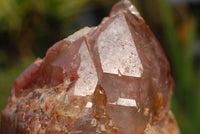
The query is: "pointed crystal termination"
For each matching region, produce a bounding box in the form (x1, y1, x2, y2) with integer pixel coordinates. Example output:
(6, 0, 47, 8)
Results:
(1, 0, 180, 134)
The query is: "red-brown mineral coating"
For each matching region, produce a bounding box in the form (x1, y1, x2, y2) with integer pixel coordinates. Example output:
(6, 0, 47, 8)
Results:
(1, 0, 180, 134)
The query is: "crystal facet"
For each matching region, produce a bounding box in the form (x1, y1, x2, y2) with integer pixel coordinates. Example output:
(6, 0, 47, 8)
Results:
(1, 0, 180, 134)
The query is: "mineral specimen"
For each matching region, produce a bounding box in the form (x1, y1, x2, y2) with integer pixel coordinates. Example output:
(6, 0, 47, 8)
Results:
(1, 0, 180, 134)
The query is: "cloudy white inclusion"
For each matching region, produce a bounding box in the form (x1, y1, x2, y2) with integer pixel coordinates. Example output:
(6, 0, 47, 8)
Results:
(74, 42, 98, 96)
(85, 102, 93, 108)
(97, 16, 143, 77)
(109, 97, 137, 107)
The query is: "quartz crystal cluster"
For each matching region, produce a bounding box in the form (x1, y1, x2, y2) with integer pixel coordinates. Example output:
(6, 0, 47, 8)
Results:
(1, 0, 180, 134)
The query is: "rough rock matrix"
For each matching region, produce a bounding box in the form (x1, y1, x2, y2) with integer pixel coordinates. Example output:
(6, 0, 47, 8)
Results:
(1, 0, 180, 134)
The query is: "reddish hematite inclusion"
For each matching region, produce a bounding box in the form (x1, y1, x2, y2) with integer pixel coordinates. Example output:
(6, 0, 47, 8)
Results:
(1, 0, 179, 134)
